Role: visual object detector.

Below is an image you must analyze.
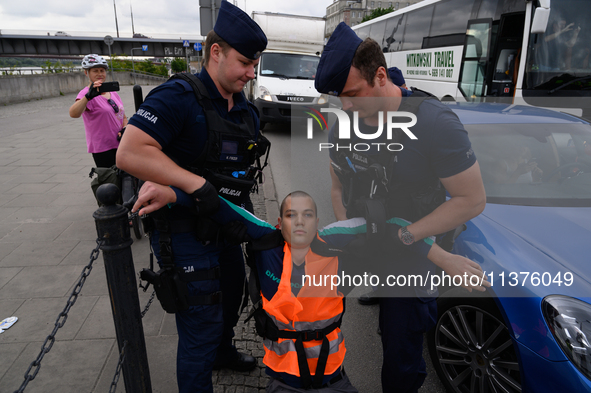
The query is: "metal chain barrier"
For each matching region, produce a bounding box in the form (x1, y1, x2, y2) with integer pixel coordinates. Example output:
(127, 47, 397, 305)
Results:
(140, 290, 156, 318)
(13, 238, 105, 393)
(106, 285, 154, 392)
(108, 340, 128, 393)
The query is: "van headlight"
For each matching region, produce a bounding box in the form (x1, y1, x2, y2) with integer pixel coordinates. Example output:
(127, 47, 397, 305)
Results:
(258, 86, 272, 102)
(543, 296, 591, 380)
(317, 94, 329, 105)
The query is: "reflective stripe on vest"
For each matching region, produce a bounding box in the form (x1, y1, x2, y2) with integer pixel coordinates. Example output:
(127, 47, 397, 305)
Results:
(263, 330, 344, 357)
(266, 312, 342, 332)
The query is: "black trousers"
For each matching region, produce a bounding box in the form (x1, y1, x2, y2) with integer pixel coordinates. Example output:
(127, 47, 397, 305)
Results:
(92, 148, 117, 168)
(215, 198, 252, 361)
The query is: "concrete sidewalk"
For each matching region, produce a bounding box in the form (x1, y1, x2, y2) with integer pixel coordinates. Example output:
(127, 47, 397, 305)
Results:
(0, 85, 278, 393)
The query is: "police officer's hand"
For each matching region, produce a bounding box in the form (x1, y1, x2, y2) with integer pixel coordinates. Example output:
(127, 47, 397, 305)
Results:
(428, 245, 491, 292)
(133, 181, 176, 215)
(190, 180, 220, 215)
(85, 82, 101, 101)
(221, 221, 251, 245)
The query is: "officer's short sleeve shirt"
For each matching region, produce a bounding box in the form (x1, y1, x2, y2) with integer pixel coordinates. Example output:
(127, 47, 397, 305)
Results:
(128, 68, 259, 167)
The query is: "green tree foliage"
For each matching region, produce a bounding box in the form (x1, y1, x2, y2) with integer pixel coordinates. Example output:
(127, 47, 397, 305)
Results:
(110, 54, 168, 77)
(110, 54, 133, 72)
(40, 60, 65, 73)
(137, 59, 156, 74)
(0, 56, 168, 77)
(157, 64, 169, 76)
(361, 6, 395, 23)
(170, 58, 187, 74)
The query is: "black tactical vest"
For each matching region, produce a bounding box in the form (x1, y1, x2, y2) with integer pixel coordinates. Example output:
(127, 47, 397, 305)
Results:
(170, 73, 270, 205)
(332, 89, 447, 237)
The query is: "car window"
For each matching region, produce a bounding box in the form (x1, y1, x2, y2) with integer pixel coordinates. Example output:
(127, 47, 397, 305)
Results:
(467, 123, 591, 207)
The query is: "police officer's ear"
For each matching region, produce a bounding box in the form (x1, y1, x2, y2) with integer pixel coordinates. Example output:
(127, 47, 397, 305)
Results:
(210, 43, 224, 64)
(375, 66, 388, 87)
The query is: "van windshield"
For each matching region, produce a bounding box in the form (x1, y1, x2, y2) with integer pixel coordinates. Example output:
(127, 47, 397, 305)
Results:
(259, 53, 320, 80)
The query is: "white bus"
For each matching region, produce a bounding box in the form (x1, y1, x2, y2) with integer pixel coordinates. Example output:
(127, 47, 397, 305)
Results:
(352, 0, 591, 117)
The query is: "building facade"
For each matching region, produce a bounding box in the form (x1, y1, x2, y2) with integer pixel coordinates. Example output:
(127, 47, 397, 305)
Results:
(325, 0, 422, 37)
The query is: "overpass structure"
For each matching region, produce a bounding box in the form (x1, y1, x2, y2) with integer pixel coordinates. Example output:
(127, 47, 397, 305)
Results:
(0, 35, 203, 58)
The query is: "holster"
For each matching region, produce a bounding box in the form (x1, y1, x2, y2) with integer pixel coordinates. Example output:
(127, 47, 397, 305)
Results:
(140, 267, 189, 313)
(142, 212, 224, 313)
(354, 196, 388, 245)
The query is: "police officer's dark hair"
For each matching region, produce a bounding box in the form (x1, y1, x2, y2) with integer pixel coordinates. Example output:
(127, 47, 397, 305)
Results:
(280, 191, 317, 218)
(202, 30, 232, 68)
(351, 38, 388, 87)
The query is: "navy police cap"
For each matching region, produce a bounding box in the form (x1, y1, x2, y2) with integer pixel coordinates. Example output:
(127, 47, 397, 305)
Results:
(214, 1, 267, 60)
(315, 22, 363, 96)
(388, 67, 405, 86)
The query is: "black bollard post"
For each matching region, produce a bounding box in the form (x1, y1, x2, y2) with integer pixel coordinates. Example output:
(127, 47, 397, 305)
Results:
(133, 85, 144, 112)
(93, 183, 152, 393)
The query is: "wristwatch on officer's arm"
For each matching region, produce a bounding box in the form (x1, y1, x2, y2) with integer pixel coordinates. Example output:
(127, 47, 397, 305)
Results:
(398, 226, 415, 246)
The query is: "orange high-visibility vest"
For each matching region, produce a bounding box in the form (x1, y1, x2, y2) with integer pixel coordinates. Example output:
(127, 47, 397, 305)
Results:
(262, 239, 346, 388)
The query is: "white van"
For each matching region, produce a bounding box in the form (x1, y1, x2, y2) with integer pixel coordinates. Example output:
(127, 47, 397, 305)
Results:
(246, 12, 328, 129)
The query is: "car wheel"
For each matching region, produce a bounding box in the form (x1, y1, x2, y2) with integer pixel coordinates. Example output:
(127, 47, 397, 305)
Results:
(427, 289, 522, 393)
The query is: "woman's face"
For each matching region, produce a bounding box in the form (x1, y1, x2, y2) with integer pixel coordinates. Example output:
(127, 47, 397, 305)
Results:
(85, 67, 107, 84)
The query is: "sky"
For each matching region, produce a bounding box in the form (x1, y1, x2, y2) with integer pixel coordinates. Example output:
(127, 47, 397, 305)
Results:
(0, 0, 335, 39)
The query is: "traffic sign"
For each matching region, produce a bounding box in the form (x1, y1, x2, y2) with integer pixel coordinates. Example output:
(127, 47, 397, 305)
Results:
(194, 42, 202, 51)
(183, 40, 190, 47)
(104, 35, 114, 46)
(142, 45, 148, 51)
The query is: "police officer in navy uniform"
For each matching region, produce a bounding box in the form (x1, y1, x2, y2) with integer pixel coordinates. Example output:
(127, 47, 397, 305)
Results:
(117, 2, 267, 392)
(314, 23, 486, 393)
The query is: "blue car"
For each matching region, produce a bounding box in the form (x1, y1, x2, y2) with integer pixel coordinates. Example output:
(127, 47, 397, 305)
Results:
(427, 103, 591, 393)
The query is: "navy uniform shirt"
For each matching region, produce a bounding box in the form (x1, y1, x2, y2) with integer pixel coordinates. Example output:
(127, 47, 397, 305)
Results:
(328, 93, 476, 297)
(128, 67, 259, 167)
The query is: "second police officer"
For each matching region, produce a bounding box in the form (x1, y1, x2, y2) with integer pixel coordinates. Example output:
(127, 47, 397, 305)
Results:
(116, 2, 268, 392)
(314, 23, 487, 393)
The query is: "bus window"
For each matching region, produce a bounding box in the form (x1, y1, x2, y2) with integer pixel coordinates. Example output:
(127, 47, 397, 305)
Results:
(369, 20, 387, 45)
(475, 0, 525, 20)
(475, 0, 498, 20)
(401, 5, 435, 50)
(383, 14, 405, 52)
(525, 0, 591, 91)
(430, 0, 475, 37)
(357, 25, 371, 40)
